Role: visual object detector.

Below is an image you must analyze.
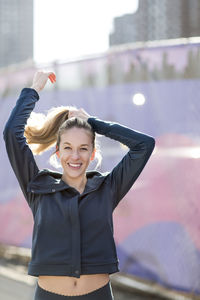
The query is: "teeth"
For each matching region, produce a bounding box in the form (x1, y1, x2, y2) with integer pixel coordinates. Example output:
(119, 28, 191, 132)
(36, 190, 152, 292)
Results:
(69, 163, 81, 167)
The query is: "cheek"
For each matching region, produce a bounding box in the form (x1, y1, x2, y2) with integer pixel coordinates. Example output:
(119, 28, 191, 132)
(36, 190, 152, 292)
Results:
(80, 152, 92, 163)
(59, 152, 69, 162)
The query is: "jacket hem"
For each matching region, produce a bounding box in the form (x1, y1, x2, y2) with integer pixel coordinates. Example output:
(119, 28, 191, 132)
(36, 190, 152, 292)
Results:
(28, 262, 119, 277)
(81, 262, 119, 275)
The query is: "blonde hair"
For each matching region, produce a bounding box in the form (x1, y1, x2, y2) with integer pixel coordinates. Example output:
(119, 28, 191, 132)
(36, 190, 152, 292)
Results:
(24, 106, 102, 169)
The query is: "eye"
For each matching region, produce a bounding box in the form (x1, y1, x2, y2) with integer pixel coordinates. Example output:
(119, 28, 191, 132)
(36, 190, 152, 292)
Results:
(64, 146, 71, 150)
(80, 148, 88, 151)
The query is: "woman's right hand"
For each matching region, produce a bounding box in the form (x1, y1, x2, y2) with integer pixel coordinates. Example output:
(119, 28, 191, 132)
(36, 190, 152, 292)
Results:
(30, 70, 56, 93)
(68, 108, 91, 121)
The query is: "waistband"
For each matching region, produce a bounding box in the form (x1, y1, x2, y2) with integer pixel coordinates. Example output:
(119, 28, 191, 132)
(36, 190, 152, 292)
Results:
(34, 280, 114, 300)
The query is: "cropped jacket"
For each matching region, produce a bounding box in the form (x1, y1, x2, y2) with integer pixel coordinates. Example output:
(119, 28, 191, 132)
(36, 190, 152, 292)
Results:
(3, 88, 155, 278)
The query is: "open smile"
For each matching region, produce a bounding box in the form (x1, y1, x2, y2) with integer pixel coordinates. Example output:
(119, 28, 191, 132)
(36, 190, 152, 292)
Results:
(67, 163, 82, 170)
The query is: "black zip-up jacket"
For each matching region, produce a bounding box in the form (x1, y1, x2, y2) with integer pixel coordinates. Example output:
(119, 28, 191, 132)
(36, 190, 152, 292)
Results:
(3, 88, 155, 278)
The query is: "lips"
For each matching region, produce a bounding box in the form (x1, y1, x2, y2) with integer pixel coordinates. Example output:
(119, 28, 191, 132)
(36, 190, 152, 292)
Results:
(68, 163, 82, 170)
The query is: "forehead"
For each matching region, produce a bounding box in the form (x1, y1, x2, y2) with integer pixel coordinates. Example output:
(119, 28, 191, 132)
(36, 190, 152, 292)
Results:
(60, 127, 92, 145)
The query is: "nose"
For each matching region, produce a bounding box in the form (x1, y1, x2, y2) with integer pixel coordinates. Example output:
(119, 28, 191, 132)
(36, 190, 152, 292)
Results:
(71, 150, 80, 160)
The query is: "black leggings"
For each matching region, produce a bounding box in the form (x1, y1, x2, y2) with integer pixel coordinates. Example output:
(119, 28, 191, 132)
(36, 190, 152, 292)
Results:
(34, 280, 114, 300)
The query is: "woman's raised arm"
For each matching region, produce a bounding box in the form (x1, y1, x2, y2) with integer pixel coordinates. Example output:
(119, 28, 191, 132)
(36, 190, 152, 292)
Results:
(87, 117, 155, 211)
(3, 71, 56, 207)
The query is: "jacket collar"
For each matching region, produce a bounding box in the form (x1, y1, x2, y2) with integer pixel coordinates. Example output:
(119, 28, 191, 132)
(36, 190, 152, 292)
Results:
(27, 168, 109, 195)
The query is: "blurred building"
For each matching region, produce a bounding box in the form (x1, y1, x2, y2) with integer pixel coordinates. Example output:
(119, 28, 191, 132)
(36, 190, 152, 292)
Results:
(109, 0, 200, 46)
(0, 0, 33, 68)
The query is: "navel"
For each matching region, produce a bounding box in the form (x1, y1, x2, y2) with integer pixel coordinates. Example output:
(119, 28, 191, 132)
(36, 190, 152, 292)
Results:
(74, 279, 77, 287)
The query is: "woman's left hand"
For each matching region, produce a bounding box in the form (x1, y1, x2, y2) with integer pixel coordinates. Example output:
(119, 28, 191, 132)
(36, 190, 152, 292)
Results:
(68, 108, 91, 121)
(30, 70, 56, 93)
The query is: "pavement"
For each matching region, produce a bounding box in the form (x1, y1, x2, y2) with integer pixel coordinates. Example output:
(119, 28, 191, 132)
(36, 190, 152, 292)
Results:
(0, 274, 35, 300)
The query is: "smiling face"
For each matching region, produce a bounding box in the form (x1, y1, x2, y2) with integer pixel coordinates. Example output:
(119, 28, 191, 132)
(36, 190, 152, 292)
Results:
(56, 127, 95, 183)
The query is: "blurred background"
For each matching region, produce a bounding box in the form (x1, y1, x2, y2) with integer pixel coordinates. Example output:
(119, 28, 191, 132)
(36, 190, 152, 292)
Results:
(0, 0, 200, 299)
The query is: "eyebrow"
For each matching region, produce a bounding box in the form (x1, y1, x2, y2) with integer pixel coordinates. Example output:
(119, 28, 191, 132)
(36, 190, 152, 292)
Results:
(63, 142, 89, 146)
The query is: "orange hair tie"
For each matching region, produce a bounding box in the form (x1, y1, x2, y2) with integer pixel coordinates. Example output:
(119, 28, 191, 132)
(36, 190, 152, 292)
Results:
(90, 148, 96, 161)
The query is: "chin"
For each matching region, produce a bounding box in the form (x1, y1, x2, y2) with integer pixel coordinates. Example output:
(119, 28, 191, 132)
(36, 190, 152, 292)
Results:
(64, 168, 86, 177)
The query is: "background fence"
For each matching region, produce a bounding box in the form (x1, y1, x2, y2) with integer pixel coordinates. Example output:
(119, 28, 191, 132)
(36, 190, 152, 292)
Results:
(1, 39, 200, 295)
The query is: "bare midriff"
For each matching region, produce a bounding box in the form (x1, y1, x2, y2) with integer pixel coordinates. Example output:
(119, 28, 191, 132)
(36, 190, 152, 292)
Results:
(38, 273, 110, 296)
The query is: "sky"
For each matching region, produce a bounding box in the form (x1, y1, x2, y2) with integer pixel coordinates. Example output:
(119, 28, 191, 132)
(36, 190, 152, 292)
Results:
(33, 0, 138, 64)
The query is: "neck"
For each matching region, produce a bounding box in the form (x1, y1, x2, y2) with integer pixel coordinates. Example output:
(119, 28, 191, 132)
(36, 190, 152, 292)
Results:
(62, 174, 87, 193)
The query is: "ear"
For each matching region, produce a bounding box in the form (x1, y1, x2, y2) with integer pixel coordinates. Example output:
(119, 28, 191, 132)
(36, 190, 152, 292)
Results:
(90, 148, 96, 161)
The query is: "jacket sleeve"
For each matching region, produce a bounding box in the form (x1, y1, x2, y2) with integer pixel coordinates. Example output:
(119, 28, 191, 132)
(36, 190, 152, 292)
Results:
(87, 117, 155, 210)
(3, 88, 40, 207)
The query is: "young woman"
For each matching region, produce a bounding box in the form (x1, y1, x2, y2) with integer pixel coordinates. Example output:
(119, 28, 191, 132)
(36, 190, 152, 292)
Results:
(3, 71, 155, 300)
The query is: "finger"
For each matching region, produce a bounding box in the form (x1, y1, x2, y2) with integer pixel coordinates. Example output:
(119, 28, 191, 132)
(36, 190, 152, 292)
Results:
(68, 111, 73, 118)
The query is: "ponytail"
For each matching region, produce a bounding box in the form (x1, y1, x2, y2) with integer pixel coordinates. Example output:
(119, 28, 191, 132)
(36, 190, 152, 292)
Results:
(24, 106, 71, 155)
